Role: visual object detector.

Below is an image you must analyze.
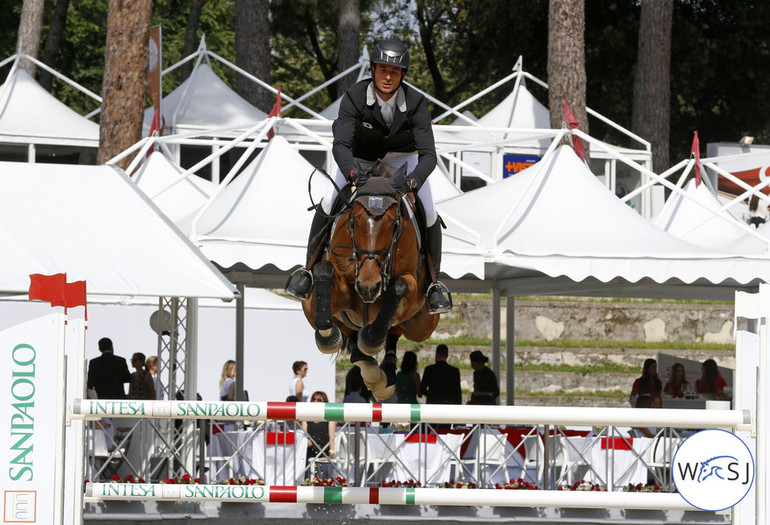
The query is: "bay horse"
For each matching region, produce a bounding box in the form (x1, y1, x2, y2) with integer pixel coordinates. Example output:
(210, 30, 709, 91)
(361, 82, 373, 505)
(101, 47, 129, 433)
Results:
(302, 165, 439, 400)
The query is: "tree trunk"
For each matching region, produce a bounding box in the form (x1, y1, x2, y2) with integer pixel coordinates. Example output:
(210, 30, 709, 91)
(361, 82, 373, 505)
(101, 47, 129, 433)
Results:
(235, 0, 271, 112)
(17, 0, 45, 74)
(180, 0, 209, 82)
(547, 0, 588, 139)
(38, 0, 71, 91)
(98, 0, 152, 167)
(336, 0, 360, 99)
(632, 0, 673, 173)
(416, 0, 447, 104)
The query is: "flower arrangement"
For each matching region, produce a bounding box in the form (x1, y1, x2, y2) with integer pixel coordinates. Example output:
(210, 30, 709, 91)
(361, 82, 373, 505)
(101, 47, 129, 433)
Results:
(439, 481, 477, 489)
(223, 476, 265, 486)
(301, 476, 348, 487)
(559, 480, 607, 491)
(381, 479, 422, 488)
(109, 474, 145, 483)
(495, 478, 538, 490)
(623, 482, 663, 492)
(161, 473, 201, 484)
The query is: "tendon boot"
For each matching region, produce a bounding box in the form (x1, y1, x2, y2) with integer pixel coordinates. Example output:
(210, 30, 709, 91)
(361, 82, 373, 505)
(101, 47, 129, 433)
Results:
(425, 222, 453, 314)
(285, 206, 329, 300)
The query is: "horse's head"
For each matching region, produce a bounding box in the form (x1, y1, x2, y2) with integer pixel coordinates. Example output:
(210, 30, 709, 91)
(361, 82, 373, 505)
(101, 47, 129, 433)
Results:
(349, 177, 403, 303)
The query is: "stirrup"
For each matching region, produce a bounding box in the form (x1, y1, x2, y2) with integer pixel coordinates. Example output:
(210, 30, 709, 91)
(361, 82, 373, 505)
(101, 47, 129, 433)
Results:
(284, 268, 314, 300)
(426, 281, 453, 314)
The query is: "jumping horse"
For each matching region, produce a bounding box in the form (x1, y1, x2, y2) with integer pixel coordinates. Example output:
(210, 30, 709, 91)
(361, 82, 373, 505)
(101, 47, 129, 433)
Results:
(302, 165, 439, 400)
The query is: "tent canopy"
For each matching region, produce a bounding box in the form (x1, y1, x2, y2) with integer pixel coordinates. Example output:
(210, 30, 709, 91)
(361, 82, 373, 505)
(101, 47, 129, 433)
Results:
(0, 67, 99, 146)
(132, 150, 216, 233)
(143, 61, 267, 134)
(0, 162, 237, 299)
(438, 145, 770, 299)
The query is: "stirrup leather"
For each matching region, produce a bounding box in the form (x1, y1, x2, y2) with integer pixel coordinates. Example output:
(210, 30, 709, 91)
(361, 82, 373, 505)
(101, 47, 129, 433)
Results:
(284, 268, 314, 300)
(425, 281, 453, 314)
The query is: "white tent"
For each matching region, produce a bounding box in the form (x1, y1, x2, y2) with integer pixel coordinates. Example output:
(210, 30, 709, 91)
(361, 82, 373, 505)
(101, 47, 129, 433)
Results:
(473, 82, 551, 149)
(131, 150, 216, 233)
(652, 178, 766, 253)
(143, 61, 268, 135)
(0, 67, 99, 147)
(438, 145, 770, 299)
(0, 161, 237, 299)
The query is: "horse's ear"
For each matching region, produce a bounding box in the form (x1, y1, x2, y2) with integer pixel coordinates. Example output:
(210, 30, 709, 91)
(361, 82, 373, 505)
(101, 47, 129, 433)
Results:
(390, 162, 408, 185)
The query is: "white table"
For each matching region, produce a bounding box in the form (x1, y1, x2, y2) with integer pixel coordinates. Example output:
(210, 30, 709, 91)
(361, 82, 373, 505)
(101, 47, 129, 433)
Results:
(209, 429, 308, 484)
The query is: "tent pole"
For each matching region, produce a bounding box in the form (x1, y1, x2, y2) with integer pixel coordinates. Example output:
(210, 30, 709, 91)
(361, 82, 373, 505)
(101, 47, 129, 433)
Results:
(492, 288, 501, 401)
(235, 283, 245, 401)
(506, 294, 515, 406)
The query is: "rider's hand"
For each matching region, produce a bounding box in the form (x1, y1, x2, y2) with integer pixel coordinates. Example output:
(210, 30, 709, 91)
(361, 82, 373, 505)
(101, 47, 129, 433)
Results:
(388, 176, 416, 196)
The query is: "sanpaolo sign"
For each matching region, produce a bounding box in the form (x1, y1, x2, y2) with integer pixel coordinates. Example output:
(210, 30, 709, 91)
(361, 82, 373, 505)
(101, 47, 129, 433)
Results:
(672, 428, 754, 511)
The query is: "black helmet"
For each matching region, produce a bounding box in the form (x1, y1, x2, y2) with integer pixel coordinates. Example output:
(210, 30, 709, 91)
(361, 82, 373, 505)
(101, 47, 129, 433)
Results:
(371, 39, 409, 70)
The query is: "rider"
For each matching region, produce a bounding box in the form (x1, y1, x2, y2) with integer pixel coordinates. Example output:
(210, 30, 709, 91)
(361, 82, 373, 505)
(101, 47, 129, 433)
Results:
(285, 38, 452, 314)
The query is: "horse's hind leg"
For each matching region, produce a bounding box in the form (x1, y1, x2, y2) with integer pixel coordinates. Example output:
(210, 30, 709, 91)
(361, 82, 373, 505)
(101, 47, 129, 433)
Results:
(358, 277, 408, 356)
(312, 260, 342, 354)
(349, 337, 394, 401)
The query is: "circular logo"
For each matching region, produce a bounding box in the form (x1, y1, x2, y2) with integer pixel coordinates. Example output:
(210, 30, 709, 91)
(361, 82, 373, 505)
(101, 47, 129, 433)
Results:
(672, 429, 754, 511)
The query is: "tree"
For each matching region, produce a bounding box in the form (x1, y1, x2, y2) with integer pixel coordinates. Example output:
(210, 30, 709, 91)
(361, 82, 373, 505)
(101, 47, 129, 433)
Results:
(16, 0, 45, 73)
(98, 0, 152, 167)
(547, 0, 588, 138)
(235, 0, 272, 112)
(632, 0, 672, 173)
(179, 0, 210, 82)
(336, 0, 360, 98)
(38, 0, 71, 91)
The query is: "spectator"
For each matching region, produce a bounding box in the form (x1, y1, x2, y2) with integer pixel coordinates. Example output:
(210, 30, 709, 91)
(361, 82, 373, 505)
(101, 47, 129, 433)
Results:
(695, 358, 729, 400)
(468, 350, 499, 405)
(220, 360, 236, 401)
(633, 394, 662, 438)
(344, 374, 368, 403)
(145, 355, 164, 400)
(290, 361, 309, 402)
(630, 358, 662, 404)
(302, 391, 336, 477)
(663, 362, 689, 398)
(345, 366, 372, 402)
(87, 337, 131, 399)
(128, 352, 156, 400)
(396, 351, 421, 404)
(419, 344, 461, 405)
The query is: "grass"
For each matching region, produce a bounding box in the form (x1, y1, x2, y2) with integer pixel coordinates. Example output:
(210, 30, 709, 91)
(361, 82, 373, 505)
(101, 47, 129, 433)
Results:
(402, 335, 734, 351)
(448, 293, 734, 306)
(514, 388, 628, 399)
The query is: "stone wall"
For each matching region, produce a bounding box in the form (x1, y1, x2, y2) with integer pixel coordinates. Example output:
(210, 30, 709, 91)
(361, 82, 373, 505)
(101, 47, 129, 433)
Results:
(438, 299, 736, 344)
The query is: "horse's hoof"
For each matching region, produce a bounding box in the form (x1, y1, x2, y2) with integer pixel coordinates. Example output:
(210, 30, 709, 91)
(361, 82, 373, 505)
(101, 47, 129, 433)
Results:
(371, 384, 395, 401)
(358, 327, 385, 356)
(315, 327, 342, 354)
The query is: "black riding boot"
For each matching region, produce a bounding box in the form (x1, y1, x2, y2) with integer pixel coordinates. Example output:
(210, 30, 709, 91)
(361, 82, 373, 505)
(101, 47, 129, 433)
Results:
(425, 222, 453, 313)
(284, 206, 329, 300)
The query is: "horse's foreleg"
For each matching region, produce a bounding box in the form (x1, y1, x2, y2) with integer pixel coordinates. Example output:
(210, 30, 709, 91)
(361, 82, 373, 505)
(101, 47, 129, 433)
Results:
(312, 260, 342, 354)
(350, 339, 394, 401)
(358, 277, 408, 356)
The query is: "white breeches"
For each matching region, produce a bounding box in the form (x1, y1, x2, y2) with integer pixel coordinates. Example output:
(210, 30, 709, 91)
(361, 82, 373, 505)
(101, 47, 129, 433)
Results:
(322, 152, 437, 226)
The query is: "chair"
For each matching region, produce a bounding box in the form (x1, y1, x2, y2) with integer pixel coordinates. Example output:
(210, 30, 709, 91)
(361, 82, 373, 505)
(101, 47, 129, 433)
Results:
(462, 431, 511, 486)
(519, 432, 544, 485)
(439, 432, 466, 483)
(363, 431, 396, 484)
(331, 426, 366, 485)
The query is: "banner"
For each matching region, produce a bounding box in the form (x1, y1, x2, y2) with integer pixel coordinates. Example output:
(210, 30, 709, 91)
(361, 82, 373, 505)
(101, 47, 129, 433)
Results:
(1, 314, 65, 525)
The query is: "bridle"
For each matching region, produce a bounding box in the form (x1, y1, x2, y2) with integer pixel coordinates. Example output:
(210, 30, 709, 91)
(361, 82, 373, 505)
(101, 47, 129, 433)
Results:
(330, 191, 406, 300)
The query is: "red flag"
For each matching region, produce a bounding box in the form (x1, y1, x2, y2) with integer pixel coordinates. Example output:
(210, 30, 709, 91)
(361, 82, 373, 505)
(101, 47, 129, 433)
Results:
(147, 107, 161, 156)
(29, 273, 67, 306)
(267, 87, 282, 140)
(691, 131, 702, 186)
(563, 99, 585, 162)
(66, 280, 87, 321)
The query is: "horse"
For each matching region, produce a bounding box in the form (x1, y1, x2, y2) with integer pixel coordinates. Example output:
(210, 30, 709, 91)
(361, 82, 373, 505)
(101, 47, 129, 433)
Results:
(302, 165, 439, 400)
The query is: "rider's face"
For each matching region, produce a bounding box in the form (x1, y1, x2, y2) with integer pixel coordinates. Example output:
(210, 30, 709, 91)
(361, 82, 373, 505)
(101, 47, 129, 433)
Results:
(373, 64, 405, 99)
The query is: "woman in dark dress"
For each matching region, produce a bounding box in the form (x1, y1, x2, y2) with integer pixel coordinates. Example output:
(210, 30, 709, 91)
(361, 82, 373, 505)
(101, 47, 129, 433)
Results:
(302, 391, 336, 478)
(128, 352, 156, 400)
(468, 350, 499, 405)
